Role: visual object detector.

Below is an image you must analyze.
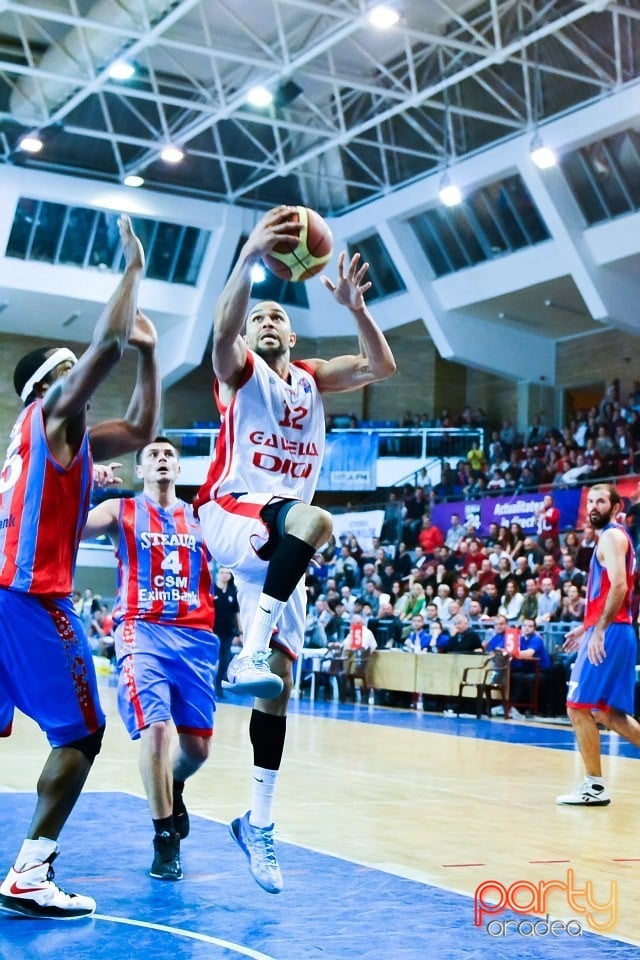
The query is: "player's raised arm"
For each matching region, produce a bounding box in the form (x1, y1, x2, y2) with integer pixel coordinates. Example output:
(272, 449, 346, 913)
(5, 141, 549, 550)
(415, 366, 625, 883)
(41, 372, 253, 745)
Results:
(314, 251, 396, 394)
(212, 206, 301, 386)
(89, 310, 160, 460)
(43, 215, 144, 424)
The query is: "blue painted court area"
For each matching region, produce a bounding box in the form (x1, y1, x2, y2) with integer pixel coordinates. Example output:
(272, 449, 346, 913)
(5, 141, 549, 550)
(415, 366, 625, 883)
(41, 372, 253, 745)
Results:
(280, 695, 640, 758)
(0, 793, 635, 960)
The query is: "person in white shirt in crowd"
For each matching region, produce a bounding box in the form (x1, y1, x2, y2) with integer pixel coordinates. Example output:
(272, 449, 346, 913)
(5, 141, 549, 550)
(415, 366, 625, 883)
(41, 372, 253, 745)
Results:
(340, 585, 357, 615)
(433, 583, 454, 624)
(537, 577, 561, 623)
(444, 513, 466, 552)
(499, 578, 524, 625)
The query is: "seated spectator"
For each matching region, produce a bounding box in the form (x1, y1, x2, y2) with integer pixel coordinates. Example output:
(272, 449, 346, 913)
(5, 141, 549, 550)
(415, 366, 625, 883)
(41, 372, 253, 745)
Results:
(575, 524, 597, 572)
(439, 613, 483, 653)
(399, 580, 427, 622)
(368, 601, 404, 649)
(466, 598, 485, 628)
(341, 612, 377, 653)
(508, 522, 526, 561)
(433, 583, 454, 624)
(390, 542, 411, 582)
(433, 465, 463, 501)
(495, 556, 514, 595)
(512, 556, 534, 593)
(380, 491, 404, 544)
(507, 618, 553, 712)
(426, 618, 451, 653)
(402, 486, 430, 546)
(537, 577, 561, 623)
(325, 600, 350, 644)
(417, 515, 445, 557)
(359, 578, 382, 616)
(537, 553, 562, 588)
(482, 612, 509, 651)
(478, 557, 498, 590)
(558, 553, 586, 590)
(480, 582, 501, 623)
(499, 578, 524, 624)
(403, 614, 431, 653)
(522, 536, 544, 573)
(520, 578, 539, 623)
(304, 607, 328, 649)
(88, 604, 114, 661)
(559, 583, 586, 624)
(445, 512, 466, 551)
(334, 543, 361, 591)
(561, 452, 595, 486)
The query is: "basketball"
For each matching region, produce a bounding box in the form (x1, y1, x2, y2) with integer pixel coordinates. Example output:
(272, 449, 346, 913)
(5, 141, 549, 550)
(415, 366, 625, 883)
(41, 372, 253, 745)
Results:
(262, 206, 333, 282)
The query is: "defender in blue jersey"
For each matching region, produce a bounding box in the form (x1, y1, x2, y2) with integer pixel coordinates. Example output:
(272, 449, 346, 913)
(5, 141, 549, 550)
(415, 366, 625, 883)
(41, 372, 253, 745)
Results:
(83, 438, 217, 882)
(557, 483, 640, 806)
(0, 216, 160, 920)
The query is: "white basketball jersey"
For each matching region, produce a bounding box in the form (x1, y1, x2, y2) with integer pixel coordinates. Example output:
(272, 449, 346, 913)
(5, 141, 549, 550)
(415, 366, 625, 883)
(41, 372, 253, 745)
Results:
(195, 349, 326, 507)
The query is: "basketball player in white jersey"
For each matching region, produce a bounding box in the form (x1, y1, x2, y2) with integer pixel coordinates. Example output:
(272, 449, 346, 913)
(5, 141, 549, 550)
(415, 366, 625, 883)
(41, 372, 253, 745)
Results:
(194, 204, 395, 893)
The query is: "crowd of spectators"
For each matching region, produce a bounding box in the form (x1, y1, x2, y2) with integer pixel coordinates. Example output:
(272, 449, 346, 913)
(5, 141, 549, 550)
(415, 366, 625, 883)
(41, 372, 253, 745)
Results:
(328, 378, 640, 505)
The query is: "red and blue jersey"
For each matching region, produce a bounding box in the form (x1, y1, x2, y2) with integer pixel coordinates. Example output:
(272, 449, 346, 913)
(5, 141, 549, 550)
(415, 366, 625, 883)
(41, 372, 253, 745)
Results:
(0, 401, 92, 597)
(112, 493, 214, 632)
(584, 522, 636, 628)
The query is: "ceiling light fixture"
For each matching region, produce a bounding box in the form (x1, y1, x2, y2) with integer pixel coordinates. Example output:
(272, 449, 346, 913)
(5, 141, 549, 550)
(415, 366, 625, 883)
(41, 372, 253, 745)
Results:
(439, 172, 462, 207)
(368, 5, 400, 29)
(108, 60, 135, 81)
(530, 132, 557, 169)
(543, 299, 588, 317)
(19, 134, 43, 153)
(251, 263, 267, 284)
(123, 174, 145, 187)
(160, 145, 184, 164)
(246, 85, 273, 108)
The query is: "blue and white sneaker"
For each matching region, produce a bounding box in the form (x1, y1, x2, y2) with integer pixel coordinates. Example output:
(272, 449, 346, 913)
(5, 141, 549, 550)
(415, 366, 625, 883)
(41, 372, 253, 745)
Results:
(222, 652, 283, 699)
(229, 811, 283, 894)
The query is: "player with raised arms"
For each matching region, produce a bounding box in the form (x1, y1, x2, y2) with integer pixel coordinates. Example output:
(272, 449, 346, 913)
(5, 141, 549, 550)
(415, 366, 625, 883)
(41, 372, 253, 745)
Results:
(194, 204, 396, 893)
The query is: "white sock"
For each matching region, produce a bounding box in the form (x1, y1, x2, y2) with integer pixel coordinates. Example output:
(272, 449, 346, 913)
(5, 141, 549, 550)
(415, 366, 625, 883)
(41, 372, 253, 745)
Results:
(249, 766, 279, 827)
(585, 775, 605, 787)
(241, 594, 286, 658)
(15, 837, 58, 870)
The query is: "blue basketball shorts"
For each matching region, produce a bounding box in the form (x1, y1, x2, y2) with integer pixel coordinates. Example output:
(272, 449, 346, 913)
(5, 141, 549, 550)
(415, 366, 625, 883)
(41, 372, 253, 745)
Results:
(0, 589, 105, 747)
(566, 622, 637, 715)
(115, 620, 219, 739)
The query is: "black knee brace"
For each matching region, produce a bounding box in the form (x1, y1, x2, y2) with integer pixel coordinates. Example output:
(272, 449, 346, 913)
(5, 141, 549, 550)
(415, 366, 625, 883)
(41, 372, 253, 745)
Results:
(65, 724, 105, 763)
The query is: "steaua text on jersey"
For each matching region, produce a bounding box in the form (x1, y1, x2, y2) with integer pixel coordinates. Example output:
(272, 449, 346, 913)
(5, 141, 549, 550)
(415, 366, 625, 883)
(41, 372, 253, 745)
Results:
(112, 493, 214, 631)
(0, 401, 92, 597)
(194, 349, 326, 512)
(584, 521, 636, 628)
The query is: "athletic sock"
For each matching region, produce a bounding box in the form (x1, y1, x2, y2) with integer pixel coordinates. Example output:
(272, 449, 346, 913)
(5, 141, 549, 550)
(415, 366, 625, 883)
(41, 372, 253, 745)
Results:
(153, 815, 175, 835)
(249, 767, 279, 828)
(241, 594, 286, 657)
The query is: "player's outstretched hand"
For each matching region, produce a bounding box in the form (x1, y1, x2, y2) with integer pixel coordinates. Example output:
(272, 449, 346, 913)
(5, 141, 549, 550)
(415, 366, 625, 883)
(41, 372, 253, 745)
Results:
(118, 214, 145, 272)
(93, 462, 123, 488)
(321, 251, 371, 310)
(129, 310, 158, 351)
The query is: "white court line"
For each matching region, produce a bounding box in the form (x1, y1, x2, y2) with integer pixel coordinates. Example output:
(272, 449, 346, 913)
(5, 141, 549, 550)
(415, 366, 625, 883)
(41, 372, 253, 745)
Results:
(92, 914, 277, 960)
